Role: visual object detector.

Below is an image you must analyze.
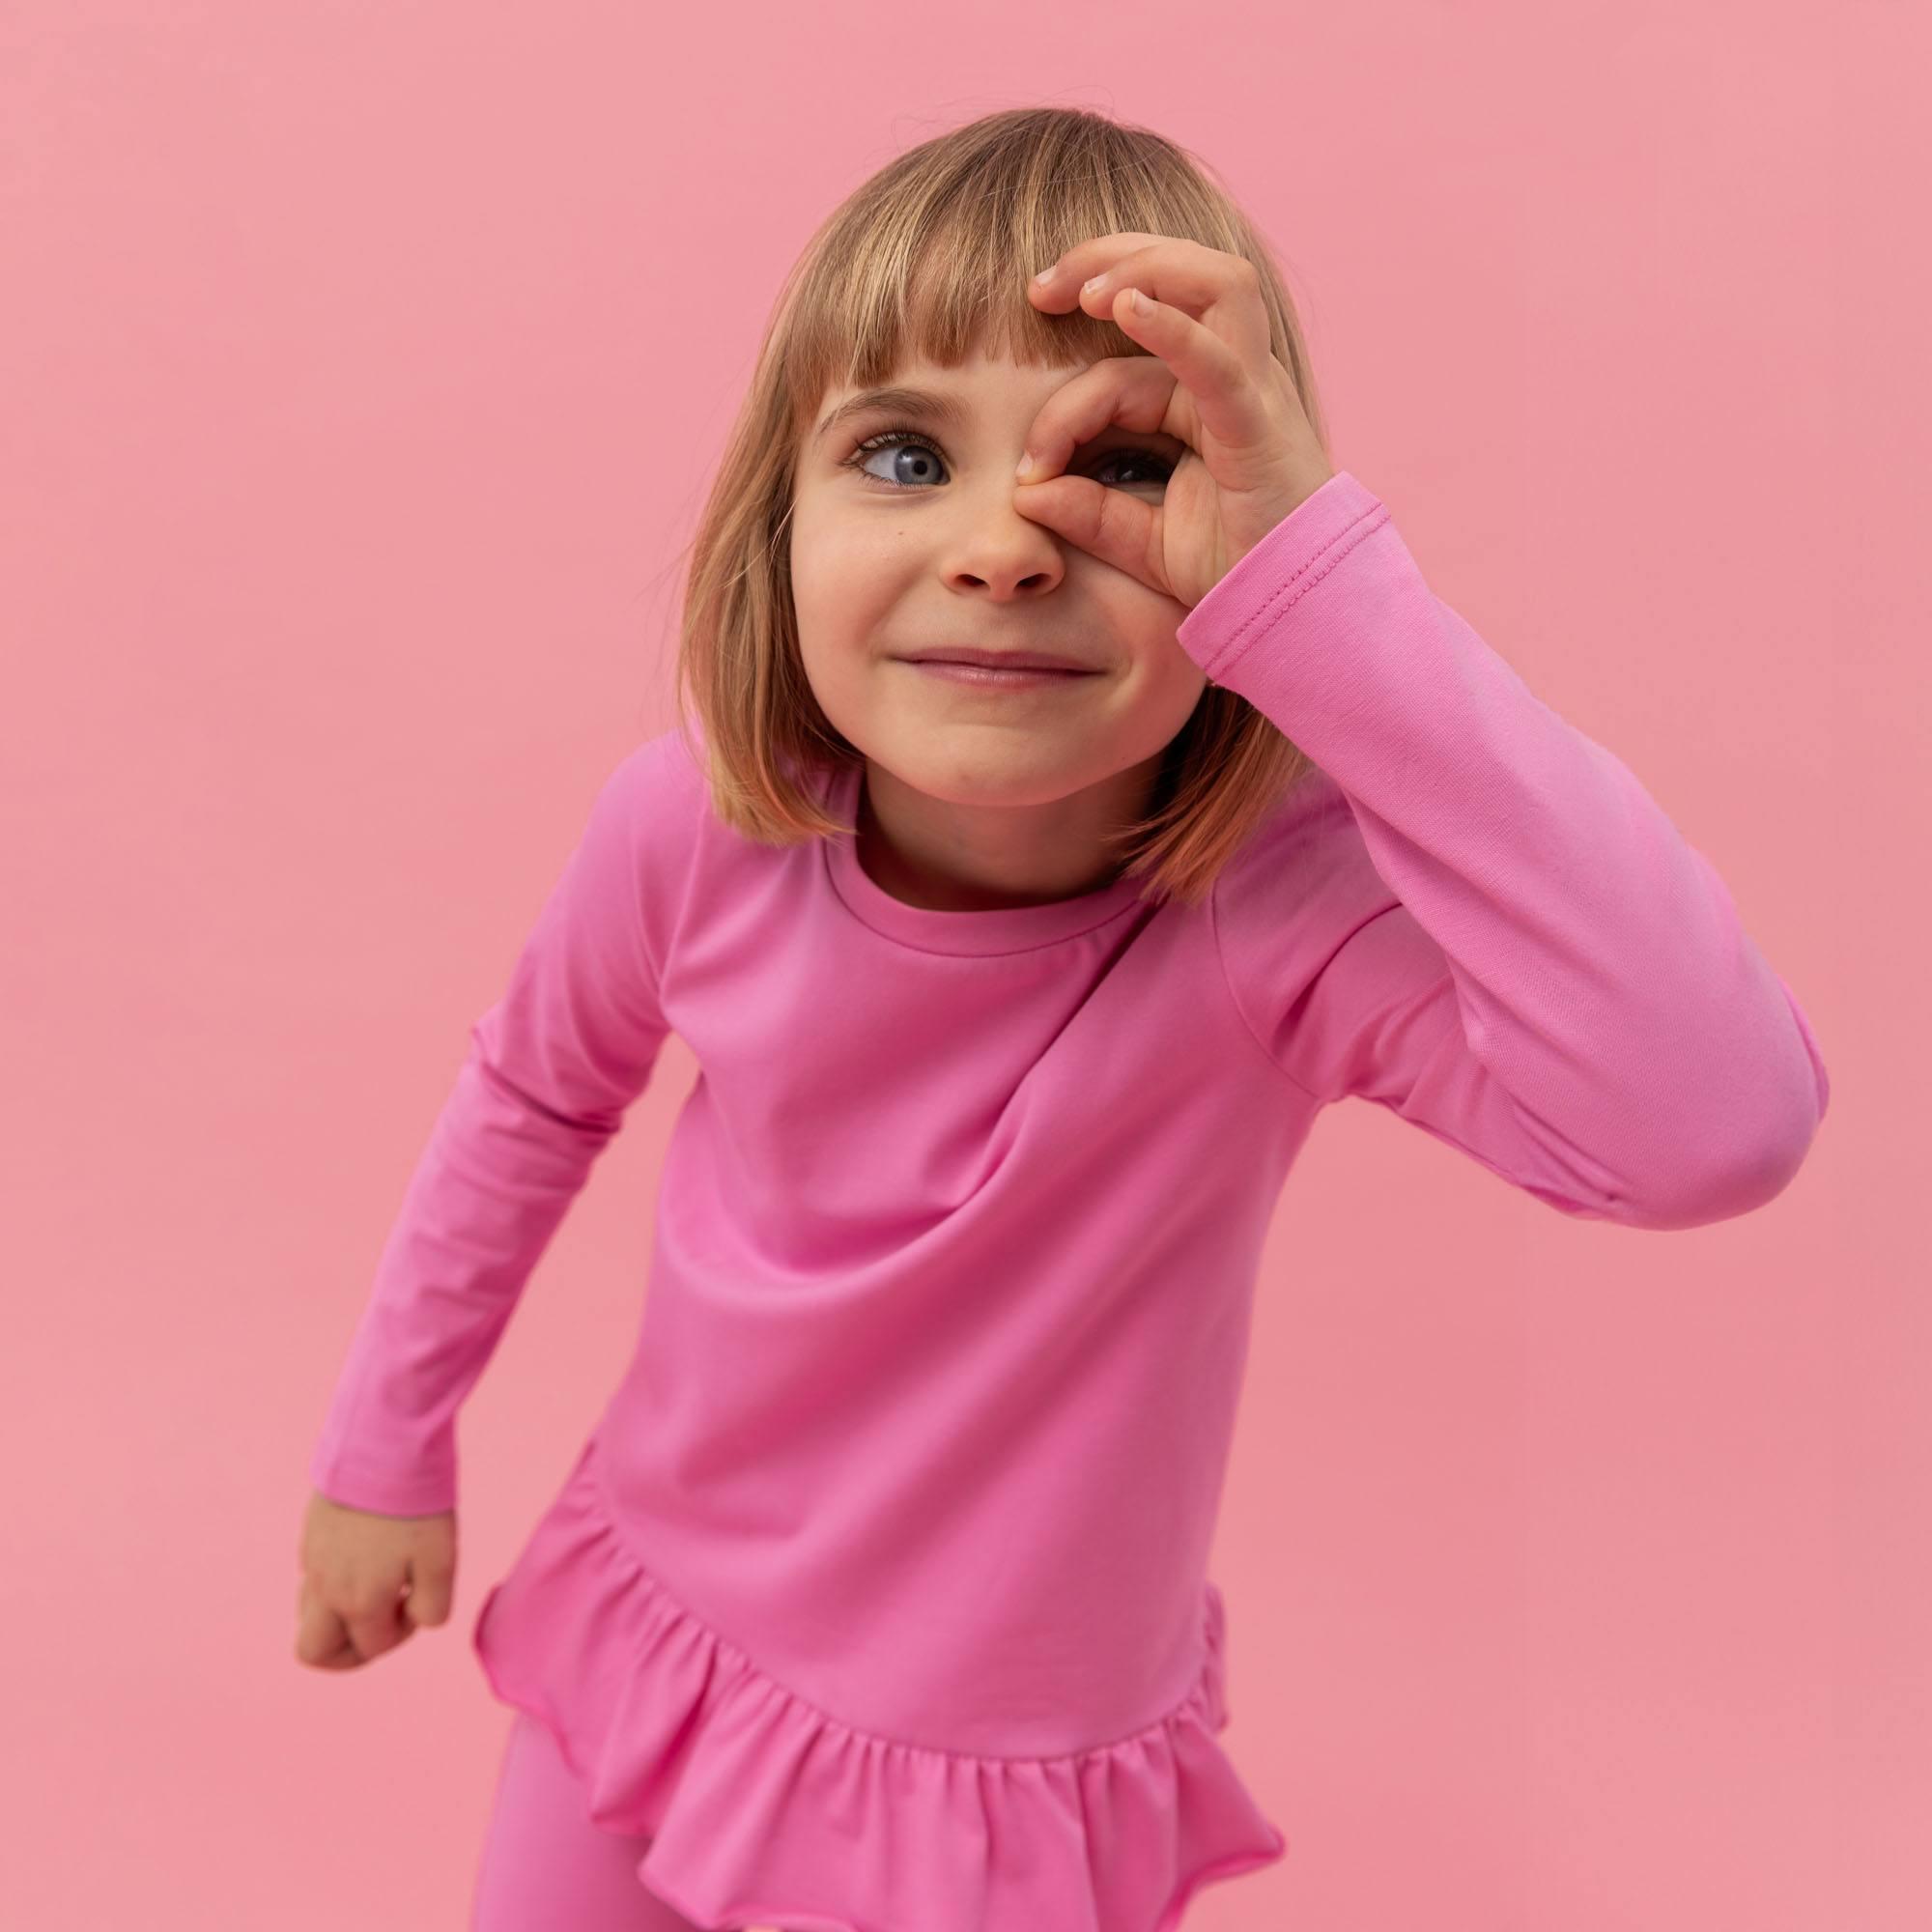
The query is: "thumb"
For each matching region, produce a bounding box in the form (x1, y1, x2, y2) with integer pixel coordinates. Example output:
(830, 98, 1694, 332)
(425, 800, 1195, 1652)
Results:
(1012, 473, 1163, 594)
(402, 1554, 454, 1629)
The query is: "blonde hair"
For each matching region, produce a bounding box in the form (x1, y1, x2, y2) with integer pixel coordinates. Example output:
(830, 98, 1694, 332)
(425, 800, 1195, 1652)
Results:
(671, 104, 1336, 910)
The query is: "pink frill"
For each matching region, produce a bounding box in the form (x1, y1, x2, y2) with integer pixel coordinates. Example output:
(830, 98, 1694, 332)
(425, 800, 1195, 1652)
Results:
(472, 1439, 1289, 1932)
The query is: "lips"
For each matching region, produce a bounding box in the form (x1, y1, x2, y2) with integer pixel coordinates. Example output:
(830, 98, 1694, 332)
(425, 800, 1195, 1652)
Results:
(898, 648, 1094, 672)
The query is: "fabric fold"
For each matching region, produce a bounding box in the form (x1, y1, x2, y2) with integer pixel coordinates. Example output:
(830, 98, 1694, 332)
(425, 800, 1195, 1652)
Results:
(472, 1436, 1289, 1932)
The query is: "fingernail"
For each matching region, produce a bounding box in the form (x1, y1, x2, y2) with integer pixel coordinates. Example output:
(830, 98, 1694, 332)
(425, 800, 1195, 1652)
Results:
(1014, 452, 1035, 479)
(1032, 266, 1055, 284)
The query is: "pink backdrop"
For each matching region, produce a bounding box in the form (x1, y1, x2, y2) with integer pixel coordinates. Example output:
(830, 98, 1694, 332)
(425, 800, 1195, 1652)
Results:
(3, 3, 1918, 1928)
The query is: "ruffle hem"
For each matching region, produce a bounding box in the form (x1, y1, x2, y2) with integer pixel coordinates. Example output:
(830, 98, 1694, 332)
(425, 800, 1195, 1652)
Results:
(471, 1437, 1289, 1932)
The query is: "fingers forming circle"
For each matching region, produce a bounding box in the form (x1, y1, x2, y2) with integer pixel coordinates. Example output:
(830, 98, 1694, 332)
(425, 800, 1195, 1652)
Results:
(1019, 352, 1181, 485)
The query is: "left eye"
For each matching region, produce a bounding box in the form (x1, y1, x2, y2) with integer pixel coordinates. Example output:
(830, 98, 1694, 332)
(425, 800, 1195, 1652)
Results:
(842, 427, 1171, 491)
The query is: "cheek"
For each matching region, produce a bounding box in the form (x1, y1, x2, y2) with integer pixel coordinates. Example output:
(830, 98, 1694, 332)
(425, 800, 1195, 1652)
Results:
(790, 517, 890, 621)
(789, 572, 891, 725)
(1109, 612, 1202, 695)
(1110, 638, 1209, 738)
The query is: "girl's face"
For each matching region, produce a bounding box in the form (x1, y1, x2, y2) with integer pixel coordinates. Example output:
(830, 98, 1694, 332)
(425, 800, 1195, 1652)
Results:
(787, 350, 1208, 898)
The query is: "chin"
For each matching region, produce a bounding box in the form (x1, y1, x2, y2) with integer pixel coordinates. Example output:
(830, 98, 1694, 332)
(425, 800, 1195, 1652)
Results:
(879, 753, 1103, 810)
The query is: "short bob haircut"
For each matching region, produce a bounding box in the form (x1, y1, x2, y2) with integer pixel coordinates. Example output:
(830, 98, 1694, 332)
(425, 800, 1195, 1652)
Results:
(671, 103, 1337, 911)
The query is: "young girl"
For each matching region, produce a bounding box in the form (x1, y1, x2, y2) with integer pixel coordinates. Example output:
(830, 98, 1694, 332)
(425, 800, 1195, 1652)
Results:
(295, 106, 1831, 1932)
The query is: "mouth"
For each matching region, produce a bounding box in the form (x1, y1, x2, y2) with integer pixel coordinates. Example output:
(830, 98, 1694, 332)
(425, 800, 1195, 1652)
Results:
(896, 646, 1095, 672)
(893, 645, 1100, 694)
(897, 658, 1096, 690)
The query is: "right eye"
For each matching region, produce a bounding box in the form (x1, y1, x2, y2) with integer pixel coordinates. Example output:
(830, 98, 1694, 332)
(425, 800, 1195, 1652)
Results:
(845, 428, 949, 490)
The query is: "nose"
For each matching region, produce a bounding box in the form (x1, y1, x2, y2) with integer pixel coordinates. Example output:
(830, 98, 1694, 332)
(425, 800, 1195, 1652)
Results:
(941, 488, 1066, 598)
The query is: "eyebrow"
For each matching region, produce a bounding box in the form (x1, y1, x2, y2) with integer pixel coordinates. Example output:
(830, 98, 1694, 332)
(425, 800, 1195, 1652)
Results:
(813, 384, 971, 445)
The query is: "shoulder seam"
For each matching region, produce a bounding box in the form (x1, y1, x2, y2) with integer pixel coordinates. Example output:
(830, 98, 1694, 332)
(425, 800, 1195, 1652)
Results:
(1208, 851, 1329, 1110)
(616, 733, 691, 1007)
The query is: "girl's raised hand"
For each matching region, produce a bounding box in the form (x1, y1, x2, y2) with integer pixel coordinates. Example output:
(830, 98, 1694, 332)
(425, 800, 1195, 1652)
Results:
(294, 1488, 456, 1670)
(1015, 232, 1335, 611)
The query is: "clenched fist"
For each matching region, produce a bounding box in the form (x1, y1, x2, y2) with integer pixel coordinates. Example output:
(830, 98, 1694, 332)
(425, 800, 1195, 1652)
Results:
(295, 1489, 457, 1669)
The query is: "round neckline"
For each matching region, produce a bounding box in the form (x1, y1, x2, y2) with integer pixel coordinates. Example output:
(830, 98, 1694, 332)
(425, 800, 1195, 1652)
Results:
(818, 760, 1152, 955)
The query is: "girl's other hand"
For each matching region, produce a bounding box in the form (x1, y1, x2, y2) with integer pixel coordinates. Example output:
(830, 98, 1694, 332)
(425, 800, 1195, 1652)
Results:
(294, 1489, 457, 1670)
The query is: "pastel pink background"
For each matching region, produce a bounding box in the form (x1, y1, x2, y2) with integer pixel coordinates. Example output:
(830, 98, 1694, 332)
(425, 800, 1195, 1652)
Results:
(3, 3, 1920, 1927)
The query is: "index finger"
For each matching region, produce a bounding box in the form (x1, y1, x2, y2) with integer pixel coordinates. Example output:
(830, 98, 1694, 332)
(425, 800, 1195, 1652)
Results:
(1028, 229, 1180, 298)
(1029, 236, 1272, 365)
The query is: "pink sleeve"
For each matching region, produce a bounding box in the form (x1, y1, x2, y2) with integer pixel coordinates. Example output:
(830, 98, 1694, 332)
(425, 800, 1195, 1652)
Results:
(306, 745, 674, 1516)
(1183, 471, 1830, 1232)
